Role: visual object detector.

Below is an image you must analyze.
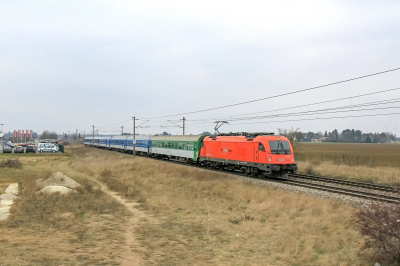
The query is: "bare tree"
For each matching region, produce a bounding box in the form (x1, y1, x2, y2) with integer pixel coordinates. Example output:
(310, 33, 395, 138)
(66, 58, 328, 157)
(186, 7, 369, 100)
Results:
(40, 130, 58, 139)
(354, 201, 400, 265)
(277, 127, 301, 143)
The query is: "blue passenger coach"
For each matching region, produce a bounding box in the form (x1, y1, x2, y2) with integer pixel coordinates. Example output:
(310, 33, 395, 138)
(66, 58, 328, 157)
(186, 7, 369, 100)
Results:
(126, 135, 151, 155)
(85, 135, 152, 155)
(109, 136, 128, 151)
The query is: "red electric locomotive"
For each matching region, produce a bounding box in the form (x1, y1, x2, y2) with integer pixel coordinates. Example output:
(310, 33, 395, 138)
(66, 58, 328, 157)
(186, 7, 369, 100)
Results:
(199, 132, 297, 177)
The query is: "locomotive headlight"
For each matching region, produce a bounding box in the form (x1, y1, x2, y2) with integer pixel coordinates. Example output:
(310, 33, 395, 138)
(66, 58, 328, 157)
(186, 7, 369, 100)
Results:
(268, 156, 272, 162)
(292, 157, 294, 162)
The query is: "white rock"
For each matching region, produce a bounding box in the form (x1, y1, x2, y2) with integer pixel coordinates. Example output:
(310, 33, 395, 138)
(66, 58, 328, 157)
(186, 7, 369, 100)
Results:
(5, 183, 19, 195)
(37, 186, 78, 195)
(0, 194, 18, 200)
(0, 212, 10, 220)
(0, 200, 13, 206)
(0, 206, 11, 213)
(36, 172, 82, 189)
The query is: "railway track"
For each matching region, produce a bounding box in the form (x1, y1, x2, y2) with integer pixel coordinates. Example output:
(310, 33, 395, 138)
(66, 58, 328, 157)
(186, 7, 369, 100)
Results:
(289, 173, 398, 193)
(93, 146, 400, 204)
(152, 156, 400, 205)
(278, 175, 400, 204)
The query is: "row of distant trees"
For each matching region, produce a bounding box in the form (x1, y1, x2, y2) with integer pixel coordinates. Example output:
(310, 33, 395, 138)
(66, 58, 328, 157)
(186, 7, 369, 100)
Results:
(6, 129, 396, 143)
(199, 129, 397, 143)
(299, 129, 397, 143)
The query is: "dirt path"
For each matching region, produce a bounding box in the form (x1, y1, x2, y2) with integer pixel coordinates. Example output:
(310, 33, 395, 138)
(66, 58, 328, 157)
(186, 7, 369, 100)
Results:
(92, 178, 156, 266)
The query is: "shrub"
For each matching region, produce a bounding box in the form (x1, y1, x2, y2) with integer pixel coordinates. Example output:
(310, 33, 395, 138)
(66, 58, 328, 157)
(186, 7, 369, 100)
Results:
(0, 157, 22, 168)
(355, 201, 400, 265)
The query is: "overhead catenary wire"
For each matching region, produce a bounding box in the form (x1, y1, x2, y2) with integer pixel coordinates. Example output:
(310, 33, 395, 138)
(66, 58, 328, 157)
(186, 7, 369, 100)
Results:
(182, 97, 400, 125)
(97, 103, 400, 132)
(172, 87, 400, 124)
(141, 67, 400, 119)
(86, 72, 400, 130)
(85, 68, 400, 133)
(172, 112, 400, 129)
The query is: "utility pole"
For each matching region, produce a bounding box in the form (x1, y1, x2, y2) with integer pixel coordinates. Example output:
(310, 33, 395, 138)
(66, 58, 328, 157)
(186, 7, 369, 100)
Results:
(182, 117, 186, 135)
(132, 117, 136, 157)
(382, 122, 390, 143)
(92, 126, 94, 147)
(121, 126, 124, 135)
(84, 131, 85, 138)
(76, 129, 78, 142)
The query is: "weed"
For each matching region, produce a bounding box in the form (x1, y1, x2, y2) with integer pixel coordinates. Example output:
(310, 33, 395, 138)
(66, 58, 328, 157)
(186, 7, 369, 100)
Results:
(0, 157, 22, 168)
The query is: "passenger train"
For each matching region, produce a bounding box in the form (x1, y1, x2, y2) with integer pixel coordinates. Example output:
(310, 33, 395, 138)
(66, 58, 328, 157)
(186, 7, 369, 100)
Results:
(84, 133, 297, 177)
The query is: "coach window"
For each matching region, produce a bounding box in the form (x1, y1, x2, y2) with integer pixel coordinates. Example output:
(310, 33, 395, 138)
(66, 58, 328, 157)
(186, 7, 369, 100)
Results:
(183, 143, 186, 150)
(179, 142, 182, 149)
(259, 143, 266, 152)
(194, 143, 197, 150)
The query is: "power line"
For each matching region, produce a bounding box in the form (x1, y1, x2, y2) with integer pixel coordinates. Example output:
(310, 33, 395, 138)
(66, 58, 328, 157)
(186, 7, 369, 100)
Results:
(95, 119, 132, 129)
(229, 112, 400, 127)
(141, 67, 400, 119)
(183, 97, 400, 125)
(177, 112, 400, 129)
(178, 87, 400, 123)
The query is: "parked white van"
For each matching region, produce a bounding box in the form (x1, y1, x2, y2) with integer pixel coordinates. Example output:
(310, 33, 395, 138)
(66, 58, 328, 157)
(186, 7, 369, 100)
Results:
(37, 143, 58, 153)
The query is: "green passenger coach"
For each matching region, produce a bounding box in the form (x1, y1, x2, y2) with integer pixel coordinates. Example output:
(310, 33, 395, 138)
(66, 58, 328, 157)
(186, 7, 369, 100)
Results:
(150, 135, 207, 163)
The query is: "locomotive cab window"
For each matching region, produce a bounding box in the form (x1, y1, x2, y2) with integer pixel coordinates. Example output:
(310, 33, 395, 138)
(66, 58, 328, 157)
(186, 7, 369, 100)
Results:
(259, 143, 266, 152)
(268, 141, 291, 154)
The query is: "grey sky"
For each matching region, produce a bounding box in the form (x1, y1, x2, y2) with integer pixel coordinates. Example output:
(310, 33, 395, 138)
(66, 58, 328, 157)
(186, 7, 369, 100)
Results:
(1, 1, 400, 136)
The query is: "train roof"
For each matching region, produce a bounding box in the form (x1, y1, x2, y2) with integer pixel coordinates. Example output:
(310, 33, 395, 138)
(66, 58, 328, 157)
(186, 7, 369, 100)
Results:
(111, 135, 152, 140)
(85, 136, 112, 140)
(204, 135, 289, 142)
(125, 134, 151, 140)
(151, 135, 206, 142)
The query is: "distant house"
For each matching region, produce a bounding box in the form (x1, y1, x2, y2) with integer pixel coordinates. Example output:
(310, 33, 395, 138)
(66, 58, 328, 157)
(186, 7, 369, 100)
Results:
(311, 134, 327, 142)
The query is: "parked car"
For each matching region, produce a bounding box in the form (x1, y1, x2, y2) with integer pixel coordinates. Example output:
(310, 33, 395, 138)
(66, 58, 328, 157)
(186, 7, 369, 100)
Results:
(26, 145, 36, 153)
(37, 143, 58, 153)
(1, 143, 12, 153)
(15, 146, 24, 153)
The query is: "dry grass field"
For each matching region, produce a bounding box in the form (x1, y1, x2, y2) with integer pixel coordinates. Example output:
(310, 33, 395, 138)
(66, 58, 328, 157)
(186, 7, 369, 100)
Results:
(0, 146, 373, 265)
(71, 146, 368, 265)
(294, 143, 400, 184)
(0, 153, 130, 265)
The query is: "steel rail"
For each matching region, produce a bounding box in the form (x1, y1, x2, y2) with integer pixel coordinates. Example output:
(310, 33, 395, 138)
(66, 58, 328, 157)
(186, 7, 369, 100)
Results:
(289, 173, 399, 192)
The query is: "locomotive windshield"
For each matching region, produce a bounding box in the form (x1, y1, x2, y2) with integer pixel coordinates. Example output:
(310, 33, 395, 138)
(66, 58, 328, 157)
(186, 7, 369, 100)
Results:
(268, 141, 291, 154)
